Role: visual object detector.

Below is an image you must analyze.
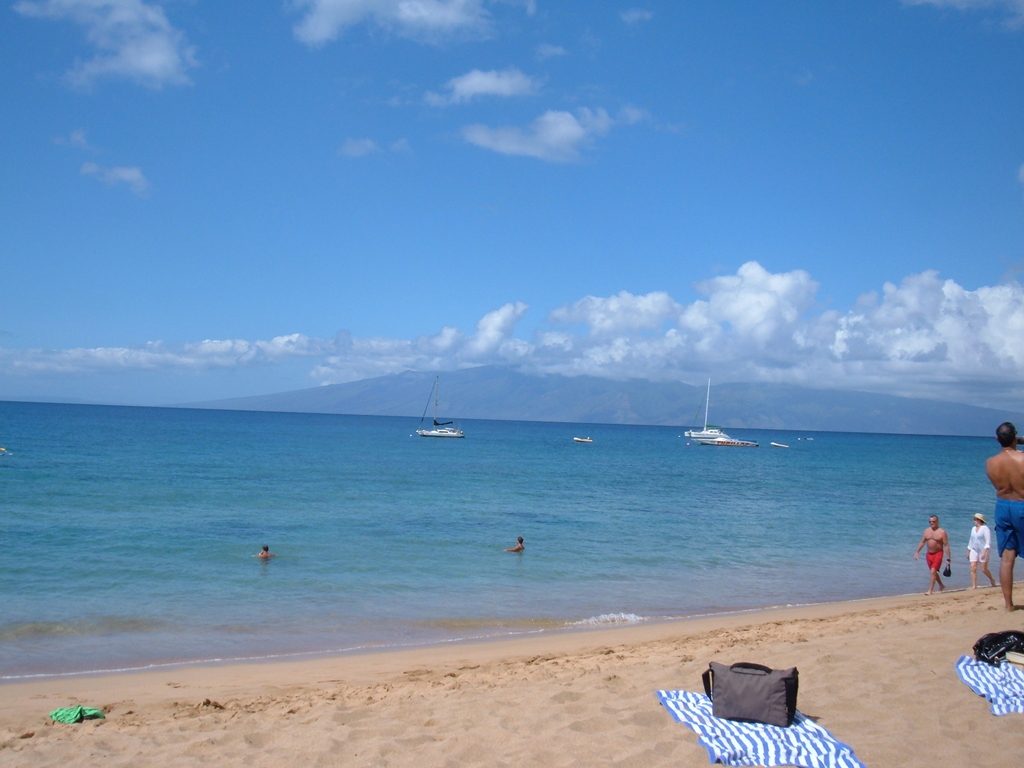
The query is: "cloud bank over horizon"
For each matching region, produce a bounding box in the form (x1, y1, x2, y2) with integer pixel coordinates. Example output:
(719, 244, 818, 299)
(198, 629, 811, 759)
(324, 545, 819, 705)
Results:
(4, 263, 1024, 410)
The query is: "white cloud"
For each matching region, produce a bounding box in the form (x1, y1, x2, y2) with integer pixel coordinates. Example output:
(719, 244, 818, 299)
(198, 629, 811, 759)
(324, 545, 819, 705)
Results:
(338, 138, 379, 157)
(496, 0, 534, 14)
(319, 262, 1024, 407)
(14, 0, 197, 89)
(53, 128, 96, 150)
(462, 107, 613, 162)
(617, 105, 650, 124)
(680, 262, 819, 349)
(620, 8, 654, 24)
(425, 67, 538, 106)
(464, 301, 529, 356)
(535, 42, 566, 60)
(903, 0, 1023, 10)
(8, 265, 1024, 408)
(292, 0, 490, 46)
(550, 291, 679, 336)
(1, 334, 337, 375)
(0, 304, 532, 386)
(535, 264, 1024, 406)
(80, 161, 149, 194)
(902, 0, 1024, 23)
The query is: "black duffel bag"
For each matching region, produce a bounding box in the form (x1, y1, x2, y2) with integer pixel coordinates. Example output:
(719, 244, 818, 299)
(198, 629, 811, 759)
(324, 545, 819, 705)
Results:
(973, 631, 1024, 665)
(701, 662, 799, 727)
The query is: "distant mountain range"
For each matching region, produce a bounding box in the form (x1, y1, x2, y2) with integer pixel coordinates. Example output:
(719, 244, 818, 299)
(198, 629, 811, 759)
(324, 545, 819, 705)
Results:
(184, 366, 1023, 437)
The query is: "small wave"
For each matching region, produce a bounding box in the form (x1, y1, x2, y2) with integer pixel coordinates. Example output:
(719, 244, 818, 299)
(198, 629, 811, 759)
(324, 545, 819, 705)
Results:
(0, 617, 168, 641)
(411, 617, 566, 631)
(567, 612, 647, 626)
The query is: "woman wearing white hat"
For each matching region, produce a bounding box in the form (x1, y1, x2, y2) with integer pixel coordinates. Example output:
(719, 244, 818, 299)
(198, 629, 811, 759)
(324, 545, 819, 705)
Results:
(967, 513, 997, 589)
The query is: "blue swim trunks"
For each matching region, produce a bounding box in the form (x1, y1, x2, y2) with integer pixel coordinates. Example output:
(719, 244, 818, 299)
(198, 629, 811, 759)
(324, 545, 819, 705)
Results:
(994, 498, 1024, 556)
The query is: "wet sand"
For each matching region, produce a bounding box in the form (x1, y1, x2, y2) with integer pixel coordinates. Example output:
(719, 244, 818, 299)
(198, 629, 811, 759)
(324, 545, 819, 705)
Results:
(2, 587, 1023, 767)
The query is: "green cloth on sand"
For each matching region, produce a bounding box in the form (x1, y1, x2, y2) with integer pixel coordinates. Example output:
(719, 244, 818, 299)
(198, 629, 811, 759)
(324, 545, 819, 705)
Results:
(50, 706, 105, 724)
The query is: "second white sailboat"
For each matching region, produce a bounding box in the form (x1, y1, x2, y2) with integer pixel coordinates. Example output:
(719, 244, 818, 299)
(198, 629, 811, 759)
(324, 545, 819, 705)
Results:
(684, 379, 758, 447)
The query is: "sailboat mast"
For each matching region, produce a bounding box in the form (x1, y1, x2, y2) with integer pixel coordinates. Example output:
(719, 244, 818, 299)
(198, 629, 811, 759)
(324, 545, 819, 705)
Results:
(704, 378, 711, 431)
(434, 377, 439, 424)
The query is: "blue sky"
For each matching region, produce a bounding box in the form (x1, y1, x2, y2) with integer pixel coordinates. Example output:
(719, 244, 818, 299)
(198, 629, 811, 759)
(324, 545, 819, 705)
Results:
(2, 0, 1024, 408)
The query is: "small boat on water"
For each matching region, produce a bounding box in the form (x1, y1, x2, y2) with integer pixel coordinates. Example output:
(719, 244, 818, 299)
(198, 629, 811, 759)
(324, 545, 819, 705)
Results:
(415, 376, 464, 438)
(684, 379, 758, 447)
(573, 437, 593, 443)
(770, 442, 789, 448)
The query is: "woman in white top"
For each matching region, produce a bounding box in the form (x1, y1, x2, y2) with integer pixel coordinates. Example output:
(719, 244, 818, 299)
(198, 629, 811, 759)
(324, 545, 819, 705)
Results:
(967, 513, 997, 589)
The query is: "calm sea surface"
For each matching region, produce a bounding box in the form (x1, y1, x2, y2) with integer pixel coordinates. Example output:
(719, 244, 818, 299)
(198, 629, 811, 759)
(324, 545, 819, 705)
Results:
(0, 401, 1002, 678)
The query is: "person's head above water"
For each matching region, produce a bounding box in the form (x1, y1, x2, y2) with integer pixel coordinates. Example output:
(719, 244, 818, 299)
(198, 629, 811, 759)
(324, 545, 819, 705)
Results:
(262, 545, 269, 553)
(996, 422, 1018, 448)
(516, 537, 523, 544)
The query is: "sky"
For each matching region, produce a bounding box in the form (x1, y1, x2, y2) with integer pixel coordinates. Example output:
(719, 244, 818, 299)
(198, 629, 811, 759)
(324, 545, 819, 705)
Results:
(2, 0, 1024, 409)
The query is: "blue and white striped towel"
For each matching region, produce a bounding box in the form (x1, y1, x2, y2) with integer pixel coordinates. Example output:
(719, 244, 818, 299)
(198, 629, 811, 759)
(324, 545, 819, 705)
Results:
(954, 655, 1024, 715)
(656, 690, 865, 768)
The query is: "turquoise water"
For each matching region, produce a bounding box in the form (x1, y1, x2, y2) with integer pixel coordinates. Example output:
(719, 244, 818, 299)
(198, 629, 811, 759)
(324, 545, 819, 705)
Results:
(0, 401, 1000, 678)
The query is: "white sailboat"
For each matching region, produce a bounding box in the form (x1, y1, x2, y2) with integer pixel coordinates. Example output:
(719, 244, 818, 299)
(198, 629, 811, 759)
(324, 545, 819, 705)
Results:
(416, 376, 464, 438)
(684, 379, 758, 447)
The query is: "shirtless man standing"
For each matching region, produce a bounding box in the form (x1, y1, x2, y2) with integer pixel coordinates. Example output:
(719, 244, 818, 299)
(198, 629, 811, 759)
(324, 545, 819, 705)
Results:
(985, 421, 1024, 612)
(914, 515, 950, 595)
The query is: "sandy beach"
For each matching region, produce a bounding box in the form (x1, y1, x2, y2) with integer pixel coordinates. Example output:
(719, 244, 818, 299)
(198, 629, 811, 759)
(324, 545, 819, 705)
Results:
(2, 587, 1023, 768)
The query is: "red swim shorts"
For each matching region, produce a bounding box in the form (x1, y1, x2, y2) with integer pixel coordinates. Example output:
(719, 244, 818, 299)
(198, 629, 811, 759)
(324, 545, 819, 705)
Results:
(926, 550, 944, 572)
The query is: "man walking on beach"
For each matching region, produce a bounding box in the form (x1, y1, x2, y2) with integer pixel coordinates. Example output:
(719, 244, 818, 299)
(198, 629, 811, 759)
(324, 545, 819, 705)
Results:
(985, 421, 1024, 612)
(914, 515, 950, 595)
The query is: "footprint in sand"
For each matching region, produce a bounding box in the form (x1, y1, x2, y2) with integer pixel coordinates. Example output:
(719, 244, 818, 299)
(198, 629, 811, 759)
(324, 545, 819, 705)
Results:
(550, 691, 583, 704)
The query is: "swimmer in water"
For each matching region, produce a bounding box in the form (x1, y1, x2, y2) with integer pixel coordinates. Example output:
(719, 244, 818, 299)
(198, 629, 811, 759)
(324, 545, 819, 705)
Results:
(505, 536, 524, 553)
(256, 545, 274, 559)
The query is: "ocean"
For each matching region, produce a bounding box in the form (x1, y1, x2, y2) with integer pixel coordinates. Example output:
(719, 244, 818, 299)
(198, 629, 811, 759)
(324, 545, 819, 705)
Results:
(0, 400, 1002, 679)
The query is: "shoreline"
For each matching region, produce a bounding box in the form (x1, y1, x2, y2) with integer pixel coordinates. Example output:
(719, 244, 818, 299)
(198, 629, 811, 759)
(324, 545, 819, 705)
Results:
(1, 586, 987, 683)
(3, 586, 1023, 767)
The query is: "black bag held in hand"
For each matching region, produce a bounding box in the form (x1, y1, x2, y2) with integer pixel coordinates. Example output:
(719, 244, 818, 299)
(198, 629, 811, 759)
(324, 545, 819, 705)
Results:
(942, 562, 952, 578)
(973, 631, 1024, 665)
(701, 662, 799, 727)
